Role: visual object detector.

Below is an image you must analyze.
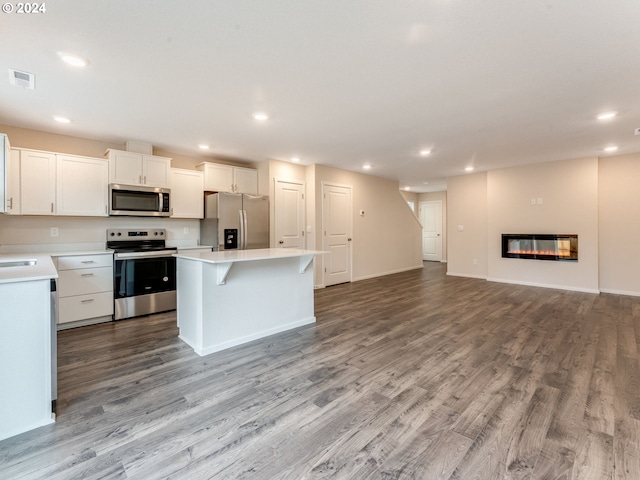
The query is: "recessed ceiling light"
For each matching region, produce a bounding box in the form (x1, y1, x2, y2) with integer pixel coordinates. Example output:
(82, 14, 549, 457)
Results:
(198, 144, 210, 150)
(597, 112, 616, 120)
(604, 146, 618, 152)
(362, 164, 372, 170)
(465, 166, 474, 172)
(291, 157, 300, 163)
(57, 52, 89, 68)
(53, 115, 71, 123)
(252, 112, 269, 121)
(404, 186, 411, 191)
(419, 149, 431, 156)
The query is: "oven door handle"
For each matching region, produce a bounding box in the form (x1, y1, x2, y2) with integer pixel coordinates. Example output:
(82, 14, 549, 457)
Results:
(114, 250, 177, 260)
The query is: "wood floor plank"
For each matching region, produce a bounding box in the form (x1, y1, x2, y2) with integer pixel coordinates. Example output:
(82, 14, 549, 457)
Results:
(1, 262, 640, 479)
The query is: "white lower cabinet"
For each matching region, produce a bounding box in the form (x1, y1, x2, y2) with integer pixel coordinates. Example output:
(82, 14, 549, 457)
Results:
(56, 253, 114, 327)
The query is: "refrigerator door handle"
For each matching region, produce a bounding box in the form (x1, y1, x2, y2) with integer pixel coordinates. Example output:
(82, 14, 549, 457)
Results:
(238, 209, 244, 250)
(241, 209, 248, 249)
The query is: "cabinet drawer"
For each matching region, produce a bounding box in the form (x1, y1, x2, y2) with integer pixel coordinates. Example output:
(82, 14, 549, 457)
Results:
(58, 267, 113, 297)
(58, 291, 114, 324)
(57, 254, 112, 270)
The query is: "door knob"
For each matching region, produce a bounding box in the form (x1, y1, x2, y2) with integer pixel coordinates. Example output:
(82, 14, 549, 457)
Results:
(348, 238, 352, 241)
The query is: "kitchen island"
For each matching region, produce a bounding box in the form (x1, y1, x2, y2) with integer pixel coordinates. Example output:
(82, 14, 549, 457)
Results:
(173, 248, 324, 356)
(0, 254, 57, 441)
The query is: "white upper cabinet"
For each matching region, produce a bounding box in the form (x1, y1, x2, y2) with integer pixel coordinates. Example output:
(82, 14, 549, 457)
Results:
(196, 162, 257, 194)
(19, 149, 57, 215)
(170, 168, 204, 218)
(5, 149, 21, 214)
(10, 148, 108, 217)
(107, 149, 171, 188)
(234, 167, 258, 195)
(56, 155, 108, 217)
(142, 155, 171, 187)
(198, 162, 233, 192)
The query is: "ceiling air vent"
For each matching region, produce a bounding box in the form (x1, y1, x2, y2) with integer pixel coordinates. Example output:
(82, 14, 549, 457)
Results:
(9, 68, 35, 89)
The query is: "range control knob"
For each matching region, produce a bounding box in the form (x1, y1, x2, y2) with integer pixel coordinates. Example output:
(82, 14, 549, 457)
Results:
(109, 232, 115, 236)
(154, 232, 158, 236)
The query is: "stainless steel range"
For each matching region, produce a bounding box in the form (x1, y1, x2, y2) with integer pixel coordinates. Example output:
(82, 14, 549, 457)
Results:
(107, 228, 177, 320)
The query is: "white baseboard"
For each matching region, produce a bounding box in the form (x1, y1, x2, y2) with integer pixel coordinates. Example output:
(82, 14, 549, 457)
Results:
(446, 272, 487, 280)
(599, 288, 640, 298)
(487, 277, 600, 294)
(353, 264, 424, 282)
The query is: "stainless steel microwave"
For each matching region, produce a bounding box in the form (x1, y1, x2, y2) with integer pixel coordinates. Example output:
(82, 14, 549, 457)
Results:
(109, 184, 171, 217)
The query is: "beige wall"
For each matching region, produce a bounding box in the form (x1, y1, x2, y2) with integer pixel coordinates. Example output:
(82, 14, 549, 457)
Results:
(446, 173, 488, 278)
(599, 153, 640, 295)
(1, 124, 255, 171)
(486, 157, 599, 292)
(418, 190, 448, 262)
(312, 164, 423, 285)
(1, 124, 121, 158)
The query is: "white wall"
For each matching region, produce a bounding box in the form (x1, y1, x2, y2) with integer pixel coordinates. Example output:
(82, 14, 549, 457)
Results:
(599, 153, 640, 296)
(0, 216, 200, 253)
(486, 157, 599, 293)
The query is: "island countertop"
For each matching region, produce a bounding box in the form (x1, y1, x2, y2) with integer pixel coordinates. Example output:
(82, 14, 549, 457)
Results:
(0, 253, 58, 285)
(173, 248, 325, 264)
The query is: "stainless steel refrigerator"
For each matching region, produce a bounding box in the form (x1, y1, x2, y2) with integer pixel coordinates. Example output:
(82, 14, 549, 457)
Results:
(200, 193, 269, 250)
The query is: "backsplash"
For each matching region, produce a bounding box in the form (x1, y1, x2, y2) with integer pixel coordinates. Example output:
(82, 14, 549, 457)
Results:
(0, 215, 200, 253)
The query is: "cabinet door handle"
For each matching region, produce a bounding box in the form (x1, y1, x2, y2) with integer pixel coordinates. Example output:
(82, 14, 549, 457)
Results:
(139, 175, 143, 184)
(7, 197, 12, 209)
(81, 298, 95, 303)
(81, 273, 95, 277)
(80, 260, 95, 264)
(279, 240, 284, 244)
(51, 202, 54, 213)
(144, 175, 147, 184)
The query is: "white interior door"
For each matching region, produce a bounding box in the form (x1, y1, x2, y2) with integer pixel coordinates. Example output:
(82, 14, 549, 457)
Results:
(420, 200, 442, 262)
(274, 179, 305, 248)
(322, 183, 352, 286)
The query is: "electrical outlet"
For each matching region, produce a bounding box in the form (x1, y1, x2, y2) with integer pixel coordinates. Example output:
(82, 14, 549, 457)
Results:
(50, 227, 59, 237)
(472, 259, 478, 265)
(183, 227, 190, 235)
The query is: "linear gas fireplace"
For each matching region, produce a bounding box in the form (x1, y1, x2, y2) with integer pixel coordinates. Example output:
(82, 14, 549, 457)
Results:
(502, 234, 578, 261)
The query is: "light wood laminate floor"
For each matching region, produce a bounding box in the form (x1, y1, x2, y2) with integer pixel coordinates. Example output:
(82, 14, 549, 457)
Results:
(2, 262, 639, 479)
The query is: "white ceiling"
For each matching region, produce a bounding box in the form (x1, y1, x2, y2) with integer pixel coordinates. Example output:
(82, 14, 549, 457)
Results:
(1, 1, 639, 192)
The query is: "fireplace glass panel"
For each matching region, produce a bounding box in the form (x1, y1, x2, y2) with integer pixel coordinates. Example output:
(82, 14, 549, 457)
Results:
(502, 234, 578, 261)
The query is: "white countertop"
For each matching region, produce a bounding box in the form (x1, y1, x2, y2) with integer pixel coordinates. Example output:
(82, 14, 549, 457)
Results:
(50, 250, 113, 257)
(173, 248, 325, 264)
(0, 254, 58, 284)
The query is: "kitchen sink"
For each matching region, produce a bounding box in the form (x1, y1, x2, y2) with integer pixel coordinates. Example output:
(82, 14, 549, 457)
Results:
(0, 259, 38, 268)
